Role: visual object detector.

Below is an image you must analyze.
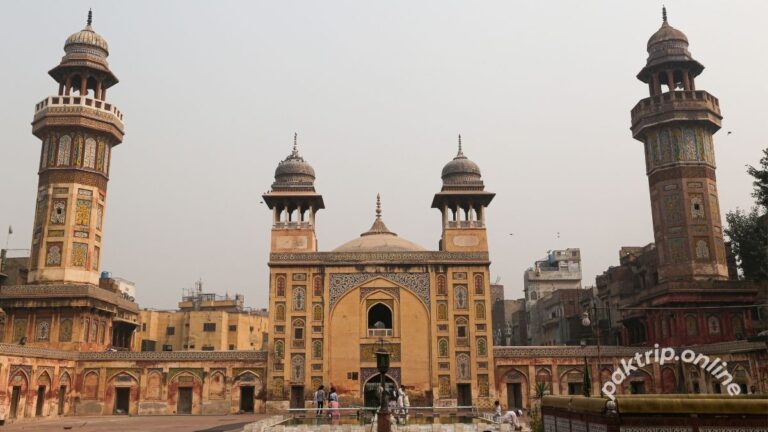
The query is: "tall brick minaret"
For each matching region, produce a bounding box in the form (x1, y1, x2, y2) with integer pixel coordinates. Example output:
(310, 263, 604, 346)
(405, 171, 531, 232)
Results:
(28, 10, 125, 285)
(630, 7, 728, 283)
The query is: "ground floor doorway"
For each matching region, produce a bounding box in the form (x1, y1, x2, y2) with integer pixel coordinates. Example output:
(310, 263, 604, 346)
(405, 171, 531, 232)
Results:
(289, 386, 304, 409)
(240, 386, 255, 413)
(507, 383, 522, 409)
(177, 387, 192, 414)
(35, 386, 45, 417)
(58, 386, 67, 415)
(363, 374, 397, 408)
(114, 387, 130, 414)
(457, 384, 472, 408)
(10, 386, 21, 419)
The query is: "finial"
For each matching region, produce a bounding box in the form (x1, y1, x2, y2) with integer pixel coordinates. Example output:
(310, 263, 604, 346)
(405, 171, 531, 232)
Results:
(291, 132, 299, 157)
(662, 5, 667, 24)
(87, 9, 93, 26)
(375, 193, 382, 219)
(457, 134, 464, 157)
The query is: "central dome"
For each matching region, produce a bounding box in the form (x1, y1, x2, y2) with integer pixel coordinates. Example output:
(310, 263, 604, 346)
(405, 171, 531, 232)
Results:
(64, 11, 109, 56)
(332, 194, 425, 253)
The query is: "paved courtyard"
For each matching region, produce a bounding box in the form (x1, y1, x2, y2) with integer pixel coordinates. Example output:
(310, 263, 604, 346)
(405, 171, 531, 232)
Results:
(1, 414, 269, 432)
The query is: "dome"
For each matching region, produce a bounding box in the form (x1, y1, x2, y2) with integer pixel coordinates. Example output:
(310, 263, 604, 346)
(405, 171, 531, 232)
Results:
(64, 11, 109, 56)
(644, 8, 696, 68)
(441, 136, 484, 188)
(272, 134, 316, 189)
(332, 194, 426, 253)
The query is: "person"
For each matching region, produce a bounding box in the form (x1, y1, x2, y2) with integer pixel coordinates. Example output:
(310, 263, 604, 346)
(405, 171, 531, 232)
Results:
(313, 385, 325, 416)
(493, 400, 502, 422)
(396, 385, 405, 415)
(501, 409, 522, 429)
(401, 386, 410, 416)
(387, 387, 398, 412)
(328, 387, 340, 419)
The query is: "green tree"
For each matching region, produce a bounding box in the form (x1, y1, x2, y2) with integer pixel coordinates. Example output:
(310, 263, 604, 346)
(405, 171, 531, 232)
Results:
(746, 148, 768, 210)
(725, 208, 768, 281)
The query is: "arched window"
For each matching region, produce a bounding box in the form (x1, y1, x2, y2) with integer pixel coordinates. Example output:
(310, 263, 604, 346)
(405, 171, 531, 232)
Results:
(292, 319, 305, 341)
(477, 337, 487, 356)
(707, 316, 720, 335)
(437, 274, 447, 296)
(57, 135, 71, 166)
(83, 138, 96, 169)
(455, 285, 468, 309)
(83, 372, 99, 399)
(368, 303, 393, 337)
(36, 320, 50, 341)
(438, 338, 449, 357)
(312, 340, 322, 359)
(313, 276, 323, 297)
(456, 317, 468, 341)
(41, 138, 49, 169)
(312, 304, 323, 322)
(274, 340, 284, 359)
(275, 304, 285, 322)
(732, 315, 744, 337)
(685, 315, 698, 336)
(475, 302, 486, 320)
(291, 355, 304, 381)
(292, 286, 306, 311)
(456, 353, 471, 380)
(437, 302, 448, 321)
(474, 274, 484, 295)
(276, 275, 286, 297)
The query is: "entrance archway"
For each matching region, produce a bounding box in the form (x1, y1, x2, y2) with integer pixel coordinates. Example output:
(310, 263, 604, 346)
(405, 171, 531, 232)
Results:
(363, 374, 397, 408)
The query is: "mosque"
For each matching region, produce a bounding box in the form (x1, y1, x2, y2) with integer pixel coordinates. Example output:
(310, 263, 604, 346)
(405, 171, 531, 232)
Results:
(0, 8, 765, 423)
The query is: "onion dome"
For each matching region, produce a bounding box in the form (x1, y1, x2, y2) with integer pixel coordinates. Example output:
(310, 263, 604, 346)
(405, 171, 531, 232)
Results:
(49, 10, 118, 87)
(65, 10, 109, 56)
(271, 133, 317, 192)
(639, 7, 703, 80)
(333, 194, 425, 252)
(440, 135, 485, 191)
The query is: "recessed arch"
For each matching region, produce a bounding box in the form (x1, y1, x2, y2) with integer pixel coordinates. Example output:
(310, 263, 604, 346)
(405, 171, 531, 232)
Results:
(367, 302, 393, 329)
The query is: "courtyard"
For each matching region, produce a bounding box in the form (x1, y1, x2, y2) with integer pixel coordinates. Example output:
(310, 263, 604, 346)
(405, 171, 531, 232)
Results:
(0, 414, 269, 432)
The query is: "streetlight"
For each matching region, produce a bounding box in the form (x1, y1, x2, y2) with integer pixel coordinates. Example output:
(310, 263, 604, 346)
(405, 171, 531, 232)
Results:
(581, 308, 603, 396)
(374, 322, 391, 432)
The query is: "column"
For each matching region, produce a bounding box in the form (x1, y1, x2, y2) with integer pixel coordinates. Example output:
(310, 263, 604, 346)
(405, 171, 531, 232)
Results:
(80, 76, 87, 96)
(65, 76, 72, 96)
(682, 70, 691, 91)
(651, 74, 661, 96)
(666, 70, 675, 92)
(96, 81, 103, 100)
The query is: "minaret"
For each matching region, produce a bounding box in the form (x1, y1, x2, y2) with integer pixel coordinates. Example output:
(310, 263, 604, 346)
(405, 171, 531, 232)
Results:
(263, 134, 324, 252)
(630, 7, 728, 282)
(431, 135, 495, 252)
(28, 9, 125, 285)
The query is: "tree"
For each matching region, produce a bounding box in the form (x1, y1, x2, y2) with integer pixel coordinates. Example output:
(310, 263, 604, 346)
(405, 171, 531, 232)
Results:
(725, 208, 768, 281)
(746, 148, 768, 210)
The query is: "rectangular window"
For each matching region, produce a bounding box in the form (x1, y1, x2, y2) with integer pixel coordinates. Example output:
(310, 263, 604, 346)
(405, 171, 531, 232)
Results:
(142, 323, 147, 332)
(458, 326, 467, 338)
(294, 327, 304, 340)
(347, 372, 359, 380)
(202, 345, 214, 351)
(203, 323, 216, 332)
(228, 325, 237, 332)
(229, 344, 235, 350)
(275, 325, 285, 334)
(166, 326, 175, 336)
(162, 344, 173, 351)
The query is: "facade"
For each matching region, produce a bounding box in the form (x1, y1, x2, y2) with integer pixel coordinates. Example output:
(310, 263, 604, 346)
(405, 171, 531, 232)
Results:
(524, 248, 582, 345)
(0, 12, 139, 352)
(528, 288, 593, 346)
(264, 137, 497, 410)
(138, 290, 268, 352)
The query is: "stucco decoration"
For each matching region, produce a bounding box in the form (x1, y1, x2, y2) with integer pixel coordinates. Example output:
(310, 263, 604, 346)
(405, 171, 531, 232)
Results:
(59, 318, 73, 342)
(46, 243, 62, 266)
(36, 320, 51, 341)
(438, 375, 451, 397)
(360, 287, 400, 302)
(361, 367, 400, 387)
(695, 240, 710, 259)
(72, 242, 88, 267)
(50, 199, 67, 224)
(329, 272, 430, 311)
(291, 355, 305, 382)
(457, 353, 471, 380)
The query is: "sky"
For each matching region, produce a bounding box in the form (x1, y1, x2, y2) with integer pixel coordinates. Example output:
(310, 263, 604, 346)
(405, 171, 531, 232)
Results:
(1, 1, 766, 310)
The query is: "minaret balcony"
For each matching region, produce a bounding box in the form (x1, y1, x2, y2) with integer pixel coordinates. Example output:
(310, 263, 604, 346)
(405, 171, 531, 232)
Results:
(630, 90, 721, 139)
(32, 95, 125, 142)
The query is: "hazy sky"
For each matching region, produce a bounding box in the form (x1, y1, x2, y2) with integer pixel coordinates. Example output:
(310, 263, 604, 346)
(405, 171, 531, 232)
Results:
(1, 1, 766, 310)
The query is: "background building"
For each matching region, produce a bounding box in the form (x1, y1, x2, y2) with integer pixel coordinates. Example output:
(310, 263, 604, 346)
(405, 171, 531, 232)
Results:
(137, 282, 268, 352)
(523, 248, 582, 344)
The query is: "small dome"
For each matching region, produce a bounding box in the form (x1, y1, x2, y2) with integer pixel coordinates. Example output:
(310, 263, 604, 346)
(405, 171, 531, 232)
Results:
(272, 134, 316, 188)
(644, 8, 695, 67)
(64, 12, 108, 56)
(441, 136, 484, 188)
(333, 194, 425, 253)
